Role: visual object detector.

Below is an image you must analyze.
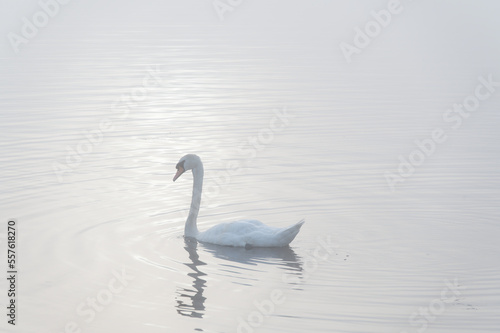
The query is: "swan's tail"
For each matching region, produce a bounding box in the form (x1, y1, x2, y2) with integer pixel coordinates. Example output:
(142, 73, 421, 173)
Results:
(277, 219, 305, 246)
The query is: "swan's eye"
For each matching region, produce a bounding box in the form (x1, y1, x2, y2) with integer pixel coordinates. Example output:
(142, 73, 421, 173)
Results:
(176, 160, 185, 170)
(173, 160, 186, 182)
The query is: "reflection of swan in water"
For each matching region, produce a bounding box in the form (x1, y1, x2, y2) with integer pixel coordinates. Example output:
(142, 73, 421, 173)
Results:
(202, 242, 303, 273)
(175, 238, 207, 318)
(173, 154, 304, 248)
(175, 238, 303, 318)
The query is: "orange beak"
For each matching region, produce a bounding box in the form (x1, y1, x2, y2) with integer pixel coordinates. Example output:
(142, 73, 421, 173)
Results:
(173, 167, 185, 182)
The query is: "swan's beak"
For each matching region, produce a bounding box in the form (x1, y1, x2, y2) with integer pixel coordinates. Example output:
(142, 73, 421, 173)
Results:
(173, 167, 185, 182)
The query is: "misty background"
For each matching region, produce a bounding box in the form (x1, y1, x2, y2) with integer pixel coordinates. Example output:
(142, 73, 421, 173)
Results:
(1, 1, 499, 332)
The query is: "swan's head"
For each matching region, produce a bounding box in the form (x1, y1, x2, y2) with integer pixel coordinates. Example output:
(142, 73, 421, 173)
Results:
(173, 154, 201, 182)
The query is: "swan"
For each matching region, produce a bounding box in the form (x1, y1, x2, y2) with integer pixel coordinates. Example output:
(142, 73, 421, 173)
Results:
(173, 154, 304, 248)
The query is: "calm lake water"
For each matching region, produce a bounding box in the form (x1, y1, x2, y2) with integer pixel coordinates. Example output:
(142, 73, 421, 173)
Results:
(1, 1, 500, 332)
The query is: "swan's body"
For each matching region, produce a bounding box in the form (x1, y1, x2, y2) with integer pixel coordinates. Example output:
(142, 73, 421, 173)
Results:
(173, 154, 304, 248)
(196, 219, 305, 248)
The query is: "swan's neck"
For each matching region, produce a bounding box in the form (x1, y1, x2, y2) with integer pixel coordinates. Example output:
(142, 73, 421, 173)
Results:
(185, 163, 203, 237)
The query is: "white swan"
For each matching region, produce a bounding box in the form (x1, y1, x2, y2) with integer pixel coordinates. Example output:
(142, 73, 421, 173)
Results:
(173, 154, 304, 248)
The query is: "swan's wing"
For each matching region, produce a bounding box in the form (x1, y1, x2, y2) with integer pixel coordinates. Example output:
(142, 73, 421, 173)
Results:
(197, 220, 267, 246)
(198, 219, 304, 247)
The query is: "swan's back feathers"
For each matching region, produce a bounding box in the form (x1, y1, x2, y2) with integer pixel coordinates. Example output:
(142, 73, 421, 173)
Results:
(197, 219, 305, 248)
